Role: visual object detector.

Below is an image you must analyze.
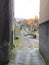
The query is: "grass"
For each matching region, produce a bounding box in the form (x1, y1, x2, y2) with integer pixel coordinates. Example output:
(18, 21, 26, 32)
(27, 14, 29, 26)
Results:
(29, 31, 38, 35)
(8, 39, 20, 65)
(13, 39, 19, 51)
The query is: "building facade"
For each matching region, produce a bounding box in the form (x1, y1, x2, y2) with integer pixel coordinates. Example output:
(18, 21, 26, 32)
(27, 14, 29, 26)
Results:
(39, 0, 49, 65)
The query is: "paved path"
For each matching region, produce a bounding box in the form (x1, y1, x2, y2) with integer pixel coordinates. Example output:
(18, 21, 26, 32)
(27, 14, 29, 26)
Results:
(18, 31, 39, 50)
(8, 49, 46, 65)
(8, 30, 46, 65)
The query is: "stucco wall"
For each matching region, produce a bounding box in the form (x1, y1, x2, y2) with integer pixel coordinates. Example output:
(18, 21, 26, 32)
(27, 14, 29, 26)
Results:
(40, 0, 49, 24)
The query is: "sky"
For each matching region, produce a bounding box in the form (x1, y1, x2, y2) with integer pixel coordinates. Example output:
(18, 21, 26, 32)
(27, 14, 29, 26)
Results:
(14, 0, 40, 19)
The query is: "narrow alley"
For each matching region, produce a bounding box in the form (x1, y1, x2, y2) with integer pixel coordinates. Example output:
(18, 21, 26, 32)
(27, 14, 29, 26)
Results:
(8, 30, 46, 65)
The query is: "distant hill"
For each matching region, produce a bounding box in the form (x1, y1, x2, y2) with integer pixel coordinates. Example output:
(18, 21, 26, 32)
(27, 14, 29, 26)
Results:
(16, 18, 26, 21)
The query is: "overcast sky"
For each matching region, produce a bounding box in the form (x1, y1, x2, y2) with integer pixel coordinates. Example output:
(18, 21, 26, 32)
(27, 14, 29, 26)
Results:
(14, 0, 40, 19)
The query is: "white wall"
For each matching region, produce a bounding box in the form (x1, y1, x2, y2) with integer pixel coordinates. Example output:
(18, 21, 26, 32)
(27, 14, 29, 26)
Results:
(40, 0, 49, 24)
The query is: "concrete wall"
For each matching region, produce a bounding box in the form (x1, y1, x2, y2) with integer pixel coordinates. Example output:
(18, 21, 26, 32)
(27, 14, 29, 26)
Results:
(39, 21, 49, 65)
(39, 0, 49, 65)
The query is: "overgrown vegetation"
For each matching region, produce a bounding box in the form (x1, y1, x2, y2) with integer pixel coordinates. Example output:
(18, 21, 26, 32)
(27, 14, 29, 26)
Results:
(13, 39, 19, 51)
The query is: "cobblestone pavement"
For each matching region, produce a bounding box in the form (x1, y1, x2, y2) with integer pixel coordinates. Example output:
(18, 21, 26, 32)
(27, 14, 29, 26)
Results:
(8, 49, 46, 65)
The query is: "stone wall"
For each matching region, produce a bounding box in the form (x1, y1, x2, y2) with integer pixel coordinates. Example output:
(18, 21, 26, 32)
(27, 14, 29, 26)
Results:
(0, 0, 13, 64)
(9, 0, 14, 49)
